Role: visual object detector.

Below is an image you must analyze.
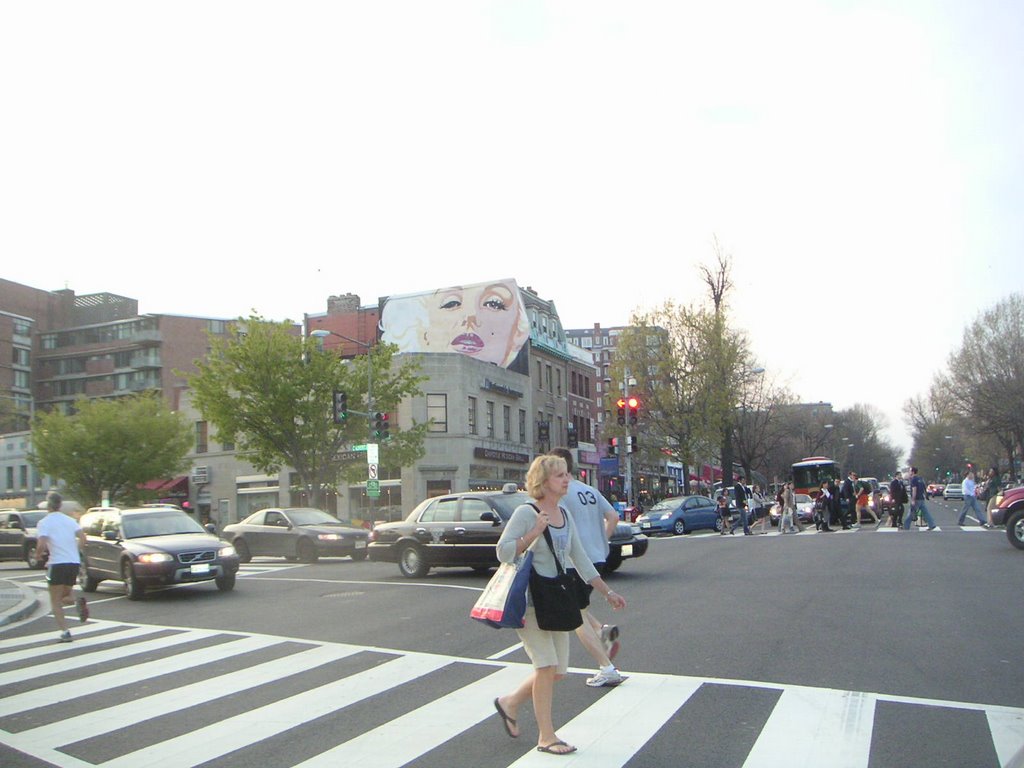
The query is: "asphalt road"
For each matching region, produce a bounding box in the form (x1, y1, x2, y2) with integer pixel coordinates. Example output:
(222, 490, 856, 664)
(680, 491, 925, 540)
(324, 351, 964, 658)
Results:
(1, 496, 1021, 767)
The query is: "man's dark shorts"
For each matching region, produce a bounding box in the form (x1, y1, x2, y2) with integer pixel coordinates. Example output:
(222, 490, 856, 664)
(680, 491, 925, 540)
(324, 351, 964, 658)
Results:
(46, 563, 79, 586)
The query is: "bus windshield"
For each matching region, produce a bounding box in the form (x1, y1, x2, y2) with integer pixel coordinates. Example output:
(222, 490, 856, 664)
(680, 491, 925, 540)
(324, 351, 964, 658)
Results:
(792, 458, 840, 497)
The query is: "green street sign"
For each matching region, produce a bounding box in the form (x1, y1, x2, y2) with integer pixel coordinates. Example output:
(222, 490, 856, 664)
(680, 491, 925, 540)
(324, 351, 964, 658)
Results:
(367, 479, 380, 495)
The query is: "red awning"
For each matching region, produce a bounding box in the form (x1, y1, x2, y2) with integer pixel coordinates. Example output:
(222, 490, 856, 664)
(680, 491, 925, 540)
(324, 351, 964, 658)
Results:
(140, 476, 189, 493)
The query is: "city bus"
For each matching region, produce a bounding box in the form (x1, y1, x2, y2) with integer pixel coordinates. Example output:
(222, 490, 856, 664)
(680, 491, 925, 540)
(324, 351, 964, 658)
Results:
(791, 457, 841, 498)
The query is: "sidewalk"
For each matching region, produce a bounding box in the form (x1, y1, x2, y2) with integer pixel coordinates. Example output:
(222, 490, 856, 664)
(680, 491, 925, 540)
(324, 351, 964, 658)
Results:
(0, 578, 40, 628)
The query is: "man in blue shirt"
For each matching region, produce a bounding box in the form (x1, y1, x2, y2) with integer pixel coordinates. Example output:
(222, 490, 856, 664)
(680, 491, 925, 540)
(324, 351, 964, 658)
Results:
(730, 480, 752, 535)
(550, 448, 625, 688)
(903, 467, 940, 532)
(956, 470, 985, 527)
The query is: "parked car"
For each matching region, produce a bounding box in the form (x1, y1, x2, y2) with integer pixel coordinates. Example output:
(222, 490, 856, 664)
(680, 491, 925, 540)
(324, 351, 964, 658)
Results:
(943, 483, 964, 501)
(369, 484, 647, 578)
(635, 495, 720, 535)
(223, 507, 369, 563)
(926, 483, 945, 499)
(78, 507, 240, 599)
(0, 509, 47, 568)
(991, 486, 1024, 550)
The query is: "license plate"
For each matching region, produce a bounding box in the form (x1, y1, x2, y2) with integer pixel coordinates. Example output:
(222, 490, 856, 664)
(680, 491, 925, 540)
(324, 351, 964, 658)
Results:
(621, 544, 633, 557)
(640, 522, 650, 529)
(355, 540, 367, 549)
(190, 563, 210, 575)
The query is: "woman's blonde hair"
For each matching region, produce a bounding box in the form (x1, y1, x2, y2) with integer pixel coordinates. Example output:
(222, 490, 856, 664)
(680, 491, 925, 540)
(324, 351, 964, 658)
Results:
(526, 455, 566, 500)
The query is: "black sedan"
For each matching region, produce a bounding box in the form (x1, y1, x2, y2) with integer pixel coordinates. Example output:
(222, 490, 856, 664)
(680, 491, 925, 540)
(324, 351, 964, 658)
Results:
(369, 485, 647, 578)
(78, 507, 240, 599)
(0, 508, 47, 568)
(223, 507, 369, 563)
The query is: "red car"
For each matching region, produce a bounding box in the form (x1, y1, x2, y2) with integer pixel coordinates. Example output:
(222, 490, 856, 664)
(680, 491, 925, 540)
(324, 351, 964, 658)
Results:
(992, 486, 1024, 550)
(926, 483, 945, 499)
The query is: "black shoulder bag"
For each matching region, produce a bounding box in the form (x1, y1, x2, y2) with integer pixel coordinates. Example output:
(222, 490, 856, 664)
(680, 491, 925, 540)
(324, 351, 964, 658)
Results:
(529, 525, 583, 632)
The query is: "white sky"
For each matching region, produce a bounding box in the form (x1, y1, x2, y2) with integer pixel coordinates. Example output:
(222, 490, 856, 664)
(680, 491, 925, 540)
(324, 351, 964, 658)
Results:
(3, 1, 1023, 459)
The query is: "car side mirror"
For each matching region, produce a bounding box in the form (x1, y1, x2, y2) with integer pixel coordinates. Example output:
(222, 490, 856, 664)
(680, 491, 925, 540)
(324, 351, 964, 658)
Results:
(205, 523, 217, 535)
(480, 511, 501, 526)
(102, 530, 118, 541)
(9, 521, 21, 530)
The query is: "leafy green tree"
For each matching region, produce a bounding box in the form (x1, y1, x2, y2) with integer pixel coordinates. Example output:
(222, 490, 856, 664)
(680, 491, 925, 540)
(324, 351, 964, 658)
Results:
(185, 316, 428, 508)
(611, 243, 753, 490)
(30, 393, 193, 507)
(943, 294, 1024, 479)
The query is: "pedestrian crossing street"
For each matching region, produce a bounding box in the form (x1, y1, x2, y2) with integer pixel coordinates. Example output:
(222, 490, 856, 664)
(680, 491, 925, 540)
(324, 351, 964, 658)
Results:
(1, 620, 1022, 768)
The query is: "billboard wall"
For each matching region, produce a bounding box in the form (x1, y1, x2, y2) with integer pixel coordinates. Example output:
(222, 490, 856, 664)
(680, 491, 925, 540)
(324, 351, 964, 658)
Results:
(378, 279, 531, 372)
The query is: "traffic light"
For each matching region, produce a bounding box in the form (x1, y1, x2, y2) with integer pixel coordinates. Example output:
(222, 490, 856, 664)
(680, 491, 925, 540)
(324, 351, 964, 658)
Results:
(580, 469, 588, 482)
(332, 391, 348, 423)
(372, 412, 390, 440)
(627, 396, 639, 425)
(608, 437, 618, 456)
(616, 398, 626, 426)
(628, 435, 638, 453)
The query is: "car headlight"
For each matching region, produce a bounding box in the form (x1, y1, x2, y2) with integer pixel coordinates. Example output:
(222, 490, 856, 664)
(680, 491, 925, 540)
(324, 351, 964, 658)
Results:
(659, 512, 672, 520)
(317, 533, 342, 541)
(136, 552, 174, 564)
(995, 494, 1004, 507)
(219, 545, 236, 557)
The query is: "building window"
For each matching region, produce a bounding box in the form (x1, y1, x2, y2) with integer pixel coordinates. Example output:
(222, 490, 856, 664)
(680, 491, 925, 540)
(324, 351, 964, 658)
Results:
(503, 405, 511, 441)
(486, 401, 495, 438)
(556, 369, 562, 397)
(5, 467, 12, 491)
(195, 421, 208, 454)
(519, 409, 527, 444)
(535, 361, 542, 390)
(427, 394, 448, 432)
(545, 365, 552, 392)
(468, 396, 477, 435)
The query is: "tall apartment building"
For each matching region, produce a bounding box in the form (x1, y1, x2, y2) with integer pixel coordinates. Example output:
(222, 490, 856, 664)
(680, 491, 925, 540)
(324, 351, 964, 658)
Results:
(0, 278, 232, 507)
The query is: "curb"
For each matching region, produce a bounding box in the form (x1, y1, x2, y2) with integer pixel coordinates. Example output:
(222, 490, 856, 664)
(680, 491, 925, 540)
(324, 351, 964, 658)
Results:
(0, 578, 40, 628)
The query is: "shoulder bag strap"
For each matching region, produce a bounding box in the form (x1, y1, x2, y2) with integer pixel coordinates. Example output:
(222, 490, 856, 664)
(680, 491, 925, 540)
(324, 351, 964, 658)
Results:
(528, 502, 567, 576)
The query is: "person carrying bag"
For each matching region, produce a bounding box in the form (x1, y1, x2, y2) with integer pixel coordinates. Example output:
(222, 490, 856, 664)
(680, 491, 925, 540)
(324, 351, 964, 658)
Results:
(491, 454, 626, 756)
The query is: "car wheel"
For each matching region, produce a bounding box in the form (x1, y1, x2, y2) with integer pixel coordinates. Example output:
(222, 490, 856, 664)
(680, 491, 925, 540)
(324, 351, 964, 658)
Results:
(78, 565, 99, 592)
(350, 550, 368, 562)
(216, 574, 236, 591)
(297, 539, 319, 564)
(233, 538, 252, 564)
(672, 519, 687, 536)
(122, 560, 145, 600)
(1006, 510, 1024, 551)
(398, 544, 430, 578)
(714, 517, 724, 532)
(24, 542, 44, 569)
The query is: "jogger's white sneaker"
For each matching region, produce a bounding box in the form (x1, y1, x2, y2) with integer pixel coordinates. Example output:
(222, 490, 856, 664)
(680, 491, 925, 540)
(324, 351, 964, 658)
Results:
(586, 669, 626, 687)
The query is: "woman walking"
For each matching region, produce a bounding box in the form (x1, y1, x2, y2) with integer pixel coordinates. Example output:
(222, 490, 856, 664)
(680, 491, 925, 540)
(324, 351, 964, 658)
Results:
(493, 455, 626, 756)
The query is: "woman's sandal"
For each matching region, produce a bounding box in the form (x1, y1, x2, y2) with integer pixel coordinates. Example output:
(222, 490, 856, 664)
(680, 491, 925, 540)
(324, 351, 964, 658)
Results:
(537, 740, 577, 755)
(493, 698, 518, 738)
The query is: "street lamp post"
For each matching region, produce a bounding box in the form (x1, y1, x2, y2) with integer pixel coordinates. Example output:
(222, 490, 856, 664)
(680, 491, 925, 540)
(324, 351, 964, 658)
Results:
(309, 329, 377, 519)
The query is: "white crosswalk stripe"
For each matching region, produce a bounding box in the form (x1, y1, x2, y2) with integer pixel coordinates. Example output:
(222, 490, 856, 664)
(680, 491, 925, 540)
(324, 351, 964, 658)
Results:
(1, 620, 1022, 768)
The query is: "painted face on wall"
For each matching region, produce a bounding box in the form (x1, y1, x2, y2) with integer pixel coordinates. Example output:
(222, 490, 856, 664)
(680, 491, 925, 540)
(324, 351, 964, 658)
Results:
(424, 281, 523, 366)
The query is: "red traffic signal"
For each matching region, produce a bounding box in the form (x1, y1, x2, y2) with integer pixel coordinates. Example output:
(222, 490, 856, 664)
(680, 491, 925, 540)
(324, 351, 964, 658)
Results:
(627, 396, 639, 424)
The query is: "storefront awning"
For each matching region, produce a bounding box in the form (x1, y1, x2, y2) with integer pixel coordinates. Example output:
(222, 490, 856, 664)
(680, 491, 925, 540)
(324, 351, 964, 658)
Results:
(140, 476, 189, 494)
